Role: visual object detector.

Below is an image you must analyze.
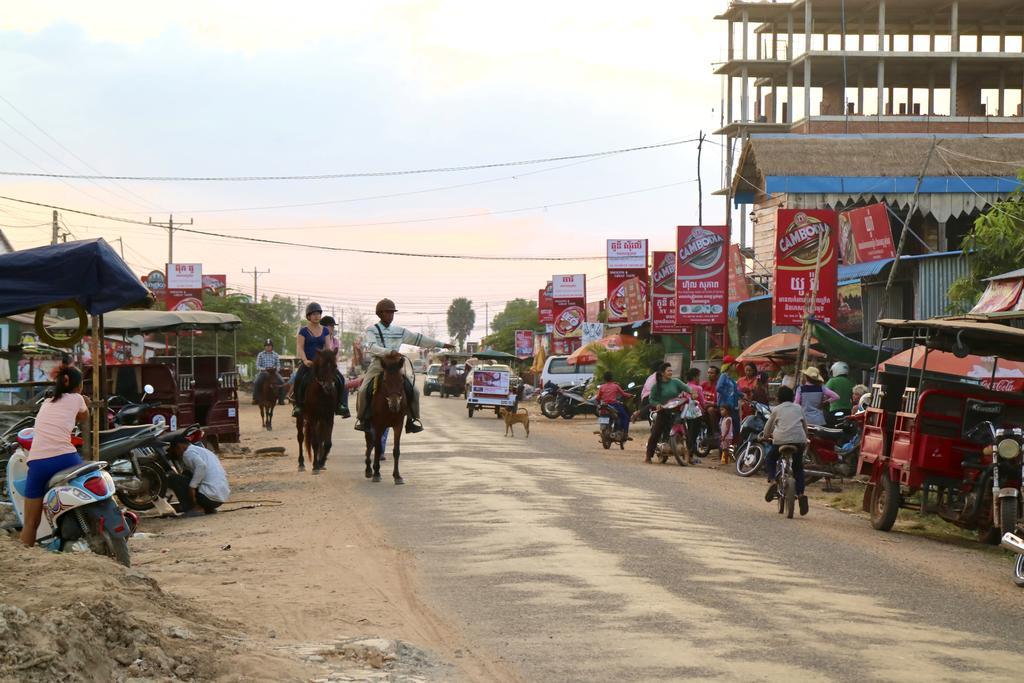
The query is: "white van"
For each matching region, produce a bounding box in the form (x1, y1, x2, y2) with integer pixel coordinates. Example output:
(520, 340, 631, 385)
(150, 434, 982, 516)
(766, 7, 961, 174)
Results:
(541, 355, 596, 387)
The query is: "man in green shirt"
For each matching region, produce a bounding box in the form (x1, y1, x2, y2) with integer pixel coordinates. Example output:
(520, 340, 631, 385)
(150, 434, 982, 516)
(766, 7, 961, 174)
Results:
(645, 362, 693, 464)
(825, 361, 854, 412)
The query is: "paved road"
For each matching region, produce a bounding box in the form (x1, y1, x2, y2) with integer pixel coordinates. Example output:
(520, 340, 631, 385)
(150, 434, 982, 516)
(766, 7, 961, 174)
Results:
(334, 396, 1024, 682)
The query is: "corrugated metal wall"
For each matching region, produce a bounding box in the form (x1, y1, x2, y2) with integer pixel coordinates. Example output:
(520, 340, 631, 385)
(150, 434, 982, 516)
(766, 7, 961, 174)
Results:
(915, 253, 969, 319)
(861, 283, 905, 343)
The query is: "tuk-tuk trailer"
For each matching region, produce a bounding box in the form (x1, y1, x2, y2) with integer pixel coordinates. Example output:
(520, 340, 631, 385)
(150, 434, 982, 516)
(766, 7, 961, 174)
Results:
(466, 364, 517, 418)
(858, 319, 1024, 543)
(434, 351, 469, 399)
(66, 311, 243, 449)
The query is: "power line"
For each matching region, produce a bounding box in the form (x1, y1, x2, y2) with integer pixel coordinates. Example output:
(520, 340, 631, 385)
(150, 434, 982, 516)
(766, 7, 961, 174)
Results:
(0, 138, 697, 182)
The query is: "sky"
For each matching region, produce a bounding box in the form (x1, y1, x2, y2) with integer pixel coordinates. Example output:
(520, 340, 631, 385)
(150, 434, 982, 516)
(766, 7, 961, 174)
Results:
(0, 1, 728, 341)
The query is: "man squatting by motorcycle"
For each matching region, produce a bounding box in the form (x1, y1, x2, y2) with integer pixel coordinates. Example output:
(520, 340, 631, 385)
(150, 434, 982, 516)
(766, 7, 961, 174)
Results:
(355, 298, 453, 434)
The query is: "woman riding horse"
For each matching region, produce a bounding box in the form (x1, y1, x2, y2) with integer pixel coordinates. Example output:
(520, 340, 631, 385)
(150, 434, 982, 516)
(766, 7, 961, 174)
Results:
(296, 349, 338, 473)
(291, 302, 349, 418)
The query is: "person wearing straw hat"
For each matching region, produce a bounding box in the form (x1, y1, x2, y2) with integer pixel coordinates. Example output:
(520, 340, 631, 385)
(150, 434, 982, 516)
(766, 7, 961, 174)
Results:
(794, 366, 839, 426)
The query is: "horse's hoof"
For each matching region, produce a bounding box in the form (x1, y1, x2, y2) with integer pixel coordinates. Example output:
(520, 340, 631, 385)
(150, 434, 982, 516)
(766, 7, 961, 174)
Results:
(365, 468, 373, 478)
(372, 474, 382, 482)
(312, 468, 321, 475)
(298, 465, 306, 472)
(380, 455, 387, 461)
(394, 476, 405, 485)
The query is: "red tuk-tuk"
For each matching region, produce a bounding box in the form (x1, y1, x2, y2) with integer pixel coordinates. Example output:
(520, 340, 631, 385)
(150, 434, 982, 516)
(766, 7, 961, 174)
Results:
(859, 318, 1024, 543)
(65, 311, 242, 448)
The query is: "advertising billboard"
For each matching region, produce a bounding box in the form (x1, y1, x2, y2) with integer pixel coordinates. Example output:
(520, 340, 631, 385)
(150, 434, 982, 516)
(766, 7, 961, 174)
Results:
(651, 251, 690, 334)
(675, 226, 729, 326)
(773, 209, 839, 326)
(538, 281, 554, 325)
(606, 239, 649, 324)
(838, 204, 896, 265)
(514, 330, 535, 359)
(551, 274, 586, 340)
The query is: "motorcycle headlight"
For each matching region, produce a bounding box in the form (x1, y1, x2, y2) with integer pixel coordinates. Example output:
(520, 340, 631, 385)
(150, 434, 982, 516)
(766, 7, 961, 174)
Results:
(996, 438, 1021, 460)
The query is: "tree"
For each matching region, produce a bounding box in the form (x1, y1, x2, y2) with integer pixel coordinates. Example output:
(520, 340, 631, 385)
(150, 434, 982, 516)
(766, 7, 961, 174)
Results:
(447, 298, 475, 351)
(340, 306, 367, 354)
(194, 293, 295, 360)
(948, 172, 1024, 313)
(480, 299, 543, 353)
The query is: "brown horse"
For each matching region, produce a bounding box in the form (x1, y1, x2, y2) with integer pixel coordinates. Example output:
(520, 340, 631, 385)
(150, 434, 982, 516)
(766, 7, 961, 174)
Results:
(295, 349, 337, 474)
(365, 351, 407, 484)
(257, 368, 284, 431)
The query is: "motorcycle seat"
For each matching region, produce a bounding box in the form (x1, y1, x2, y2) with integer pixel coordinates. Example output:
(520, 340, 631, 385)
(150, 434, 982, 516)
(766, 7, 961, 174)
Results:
(47, 461, 107, 490)
(99, 426, 155, 444)
(809, 425, 847, 440)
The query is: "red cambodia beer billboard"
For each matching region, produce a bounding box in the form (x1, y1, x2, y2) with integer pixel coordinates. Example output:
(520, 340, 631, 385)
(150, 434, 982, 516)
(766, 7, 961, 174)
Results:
(675, 226, 729, 326)
(651, 251, 690, 334)
(551, 274, 586, 340)
(838, 204, 896, 265)
(538, 281, 554, 325)
(773, 209, 839, 326)
(606, 239, 648, 324)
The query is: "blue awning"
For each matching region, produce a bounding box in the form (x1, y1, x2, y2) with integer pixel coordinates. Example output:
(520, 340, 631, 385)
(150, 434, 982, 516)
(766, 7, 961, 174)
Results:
(765, 175, 1023, 195)
(730, 293, 771, 317)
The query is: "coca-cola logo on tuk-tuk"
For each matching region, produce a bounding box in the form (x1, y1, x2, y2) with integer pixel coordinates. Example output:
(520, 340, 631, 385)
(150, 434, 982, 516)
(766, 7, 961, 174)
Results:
(677, 227, 725, 277)
(554, 306, 585, 336)
(778, 212, 834, 266)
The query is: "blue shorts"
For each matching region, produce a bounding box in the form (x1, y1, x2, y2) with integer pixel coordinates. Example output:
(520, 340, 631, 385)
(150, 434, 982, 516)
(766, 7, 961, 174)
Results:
(24, 452, 83, 498)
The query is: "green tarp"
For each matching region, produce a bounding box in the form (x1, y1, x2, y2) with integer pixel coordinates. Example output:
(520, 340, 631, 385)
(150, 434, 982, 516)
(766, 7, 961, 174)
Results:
(808, 318, 891, 368)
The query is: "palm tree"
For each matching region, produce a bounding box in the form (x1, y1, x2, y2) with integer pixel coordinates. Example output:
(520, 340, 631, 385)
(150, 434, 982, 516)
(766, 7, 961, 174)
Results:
(447, 298, 476, 351)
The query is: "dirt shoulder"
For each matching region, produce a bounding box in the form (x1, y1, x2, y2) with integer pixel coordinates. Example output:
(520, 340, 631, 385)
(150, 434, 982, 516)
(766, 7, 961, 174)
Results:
(2, 400, 515, 682)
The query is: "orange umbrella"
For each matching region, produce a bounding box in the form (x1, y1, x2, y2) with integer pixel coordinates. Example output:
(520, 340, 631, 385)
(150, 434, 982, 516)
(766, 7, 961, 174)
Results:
(880, 346, 1024, 392)
(737, 332, 821, 364)
(566, 334, 638, 365)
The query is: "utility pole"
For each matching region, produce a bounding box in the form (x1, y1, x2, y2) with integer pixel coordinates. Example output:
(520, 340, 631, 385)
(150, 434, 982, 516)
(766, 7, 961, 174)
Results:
(149, 214, 193, 266)
(51, 210, 59, 245)
(111, 237, 125, 259)
(241, 266, 270, 303)
(485, 302, 489, 338)
(697, 131, 706, 227)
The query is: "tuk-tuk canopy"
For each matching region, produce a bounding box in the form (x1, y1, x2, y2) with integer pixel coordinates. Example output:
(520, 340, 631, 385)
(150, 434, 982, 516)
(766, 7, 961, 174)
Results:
(472, 350, 519, 362)
(51, 310, 242, 334)
(0, 238, 150, 317)
(878, 318, 1024, 362)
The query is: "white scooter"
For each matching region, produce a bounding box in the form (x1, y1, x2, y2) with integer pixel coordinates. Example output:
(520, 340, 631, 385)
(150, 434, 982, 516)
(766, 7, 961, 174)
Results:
(1002, 531, 1024, 587)
(7, 429, 136, 566)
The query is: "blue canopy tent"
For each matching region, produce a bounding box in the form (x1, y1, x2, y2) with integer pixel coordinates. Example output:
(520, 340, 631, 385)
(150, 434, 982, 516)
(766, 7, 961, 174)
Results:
(0, 238, 149, 318)
(0, 239, 151, 459)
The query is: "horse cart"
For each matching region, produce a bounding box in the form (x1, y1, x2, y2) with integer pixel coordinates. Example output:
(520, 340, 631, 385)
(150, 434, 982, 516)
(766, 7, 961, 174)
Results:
(436, 352, 469, 398)
(859, 318, 1024, 544)
(53, 310, 243, 449)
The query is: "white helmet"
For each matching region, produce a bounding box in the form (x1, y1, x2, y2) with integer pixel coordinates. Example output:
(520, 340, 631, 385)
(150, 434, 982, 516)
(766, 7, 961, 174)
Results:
(830, 361, 849, 377)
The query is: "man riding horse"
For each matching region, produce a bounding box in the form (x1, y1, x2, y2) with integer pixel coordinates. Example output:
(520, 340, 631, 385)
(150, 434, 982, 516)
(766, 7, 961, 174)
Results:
(252, 338, 281, 405)
(355, 298, 453, 434)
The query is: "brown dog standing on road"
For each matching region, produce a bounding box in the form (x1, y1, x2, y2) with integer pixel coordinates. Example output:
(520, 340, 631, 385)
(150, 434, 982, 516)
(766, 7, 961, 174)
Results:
(499, 407, 530, 438)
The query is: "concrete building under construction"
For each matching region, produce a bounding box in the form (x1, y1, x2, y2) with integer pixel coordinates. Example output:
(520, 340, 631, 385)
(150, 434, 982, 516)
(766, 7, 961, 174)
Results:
(714, 0, 1024, 241)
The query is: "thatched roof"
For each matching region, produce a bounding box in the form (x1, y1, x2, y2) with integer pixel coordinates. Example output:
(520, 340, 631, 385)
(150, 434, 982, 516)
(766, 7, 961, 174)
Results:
(733, 134, 1024, 197)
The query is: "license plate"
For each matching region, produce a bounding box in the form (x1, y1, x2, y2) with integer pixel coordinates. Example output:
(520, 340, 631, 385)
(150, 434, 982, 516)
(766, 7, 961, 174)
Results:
(597, 417, 611, 425)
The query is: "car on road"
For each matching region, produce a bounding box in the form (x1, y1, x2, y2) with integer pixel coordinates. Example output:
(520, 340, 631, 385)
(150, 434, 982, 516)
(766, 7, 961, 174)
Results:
(412, 358, 427, 374)
(424, 363, 442, 396)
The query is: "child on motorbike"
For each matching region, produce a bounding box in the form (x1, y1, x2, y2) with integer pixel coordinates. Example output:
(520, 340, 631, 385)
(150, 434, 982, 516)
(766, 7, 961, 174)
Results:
(20, 366, 88, 546)
(596, 371, 633, 441)
(760, 385, 810, 516)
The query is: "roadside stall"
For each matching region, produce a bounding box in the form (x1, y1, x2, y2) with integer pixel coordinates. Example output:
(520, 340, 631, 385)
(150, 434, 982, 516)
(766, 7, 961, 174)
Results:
(0, 239, 151, 460)
(52, 310, 242, 448)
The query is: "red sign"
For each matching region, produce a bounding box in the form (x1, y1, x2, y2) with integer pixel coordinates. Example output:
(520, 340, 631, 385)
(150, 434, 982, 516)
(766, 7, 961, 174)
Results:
(606, 239, 649, 323)
(514, 330, 535, 359)
(727, 243, 750, 304)
(675, 226, 729, 326)
(538, 281, 554, 325)
(165, 289, 204, 311)
(202, 274, 227, 296)
(551, 338, 581, 355)
(971, 279, 1024, 314)
(773, 209, 839, 326)
(651, 251, 690, 334)
(552, 274, 586, 340)
(838, 204, 896, 265)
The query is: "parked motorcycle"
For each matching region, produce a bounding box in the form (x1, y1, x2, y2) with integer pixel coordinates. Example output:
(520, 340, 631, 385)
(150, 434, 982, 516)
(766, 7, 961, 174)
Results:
(539, 381, 562, 419)
(734, 401, 772, 477)
(7, 441, 137, 566)
(555, 380, 597, 420)
(596, 383, 637, 450)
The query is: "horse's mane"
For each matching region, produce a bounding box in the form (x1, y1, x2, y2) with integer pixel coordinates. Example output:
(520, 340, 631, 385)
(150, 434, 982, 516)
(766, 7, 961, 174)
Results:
(380, 350, 404, 373)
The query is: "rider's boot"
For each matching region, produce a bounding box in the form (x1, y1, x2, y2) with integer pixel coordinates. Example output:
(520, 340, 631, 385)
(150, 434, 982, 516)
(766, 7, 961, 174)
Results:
(334, 380, 350, 418)
(764, 482, 777, 502)
(798, 495, 809, 516)
(354, 386, 368, 431)
(292, 402, 302, 418)
(404, 378, 423, 433)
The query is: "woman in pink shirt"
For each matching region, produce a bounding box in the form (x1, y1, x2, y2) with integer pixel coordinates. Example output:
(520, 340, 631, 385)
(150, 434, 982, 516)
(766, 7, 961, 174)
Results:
(21, 366, 89, 546)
